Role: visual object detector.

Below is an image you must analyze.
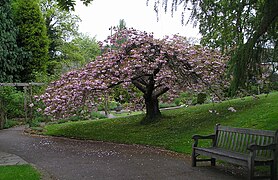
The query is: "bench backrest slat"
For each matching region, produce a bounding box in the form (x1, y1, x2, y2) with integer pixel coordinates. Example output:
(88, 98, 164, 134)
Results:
(257, 136, 263, 156)
(218, 131, 223, 148)
(215, 125, 277, 158)
(236, 133, 242, 152)
(228, 131, 233, 150)
(240, 133, 246, 152)
(233, 132, 239, 151)
(217, 126, 275, 136)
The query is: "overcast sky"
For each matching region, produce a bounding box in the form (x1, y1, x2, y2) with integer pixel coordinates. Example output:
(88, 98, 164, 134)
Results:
(74, 0, 200, 41)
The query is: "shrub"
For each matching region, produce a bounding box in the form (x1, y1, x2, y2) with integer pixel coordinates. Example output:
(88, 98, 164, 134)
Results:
(159, 103, 177, 108)
(97, 101, 118, 111)
(90, 111, 107, 119)
(4, 119, 20, 129)
(67, 115, 82, 122)
(197, 93, 207, 104)
(0, 87, 25, 118)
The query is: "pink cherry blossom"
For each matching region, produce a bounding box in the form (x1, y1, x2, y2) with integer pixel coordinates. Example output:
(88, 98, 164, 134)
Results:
(39, 28, 229, 120)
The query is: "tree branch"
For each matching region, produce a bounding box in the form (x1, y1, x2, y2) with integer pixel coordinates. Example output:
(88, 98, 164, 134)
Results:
(132, 79, 147, 93)
(153, 87, 169, 98)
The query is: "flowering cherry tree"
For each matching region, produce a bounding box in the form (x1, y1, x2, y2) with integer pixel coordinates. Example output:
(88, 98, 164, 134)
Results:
(39, 28, 229, 123)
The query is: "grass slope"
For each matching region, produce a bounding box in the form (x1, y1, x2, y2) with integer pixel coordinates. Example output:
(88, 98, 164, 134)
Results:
(44, 92, 278, 154)
(0, 165, 41, 180)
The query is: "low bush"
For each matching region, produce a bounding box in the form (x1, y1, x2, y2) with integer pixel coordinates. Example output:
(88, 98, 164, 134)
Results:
(90, 111, 107, 119)
(4, 119, 21, 129)
(0, 87, 25, 118)
(159, 103, 177, 108)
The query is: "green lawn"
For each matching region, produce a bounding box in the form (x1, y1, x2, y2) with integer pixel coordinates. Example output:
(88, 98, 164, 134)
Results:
(44, 92, 278, 154)
(0, 165, 41, 180)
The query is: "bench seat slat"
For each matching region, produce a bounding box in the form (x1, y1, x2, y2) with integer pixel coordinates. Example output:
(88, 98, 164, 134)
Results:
(195, 147, 274, 162)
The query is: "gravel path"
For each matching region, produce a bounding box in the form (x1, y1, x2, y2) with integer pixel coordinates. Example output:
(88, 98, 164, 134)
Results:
(0, 126, 244, 180)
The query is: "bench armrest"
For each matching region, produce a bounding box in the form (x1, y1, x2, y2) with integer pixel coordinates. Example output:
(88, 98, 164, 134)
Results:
(192, 134, 216, 140)
(192, 134, 216, 147)
(247, 143, 276, 151)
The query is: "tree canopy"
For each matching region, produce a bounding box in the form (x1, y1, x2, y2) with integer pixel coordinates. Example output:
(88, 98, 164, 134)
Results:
(39, 28, 228, 123)
(40, 0, 80, 60)
(58, 33, 100, 72)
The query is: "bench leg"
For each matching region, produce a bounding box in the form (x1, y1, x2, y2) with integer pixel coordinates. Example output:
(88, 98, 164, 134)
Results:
(248, 159, 254, 180)
(192, 150, 196, 167)
(211, 158, 216, 166)
(271, 162, 277, 180)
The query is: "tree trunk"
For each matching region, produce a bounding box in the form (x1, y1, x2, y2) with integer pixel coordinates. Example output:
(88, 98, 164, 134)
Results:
(141, 95, 161, 124)
(132, 72, 169, 124)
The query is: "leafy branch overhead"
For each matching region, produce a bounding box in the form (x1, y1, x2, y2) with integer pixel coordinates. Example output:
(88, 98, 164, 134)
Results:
(56, 0, 93, 11)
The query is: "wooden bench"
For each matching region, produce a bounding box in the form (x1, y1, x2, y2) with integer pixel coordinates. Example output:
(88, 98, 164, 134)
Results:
(192, 124, 278, 180)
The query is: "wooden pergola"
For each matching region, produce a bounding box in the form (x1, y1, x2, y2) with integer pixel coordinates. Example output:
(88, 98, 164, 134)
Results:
(0, 83, 44, 129)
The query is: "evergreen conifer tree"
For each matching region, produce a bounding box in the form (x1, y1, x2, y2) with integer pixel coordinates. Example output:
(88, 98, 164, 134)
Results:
(0, 0, 23, 82)
(13, 0, 49, 82)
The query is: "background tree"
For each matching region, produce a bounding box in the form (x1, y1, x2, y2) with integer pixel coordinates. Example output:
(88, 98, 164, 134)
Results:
(39, 28, 228, 124)
(0, 0, 24, 82)
(152, 0, 278, 93)
(12, 0, 49, 82)
(40, 0, 81, 75)
(68, 33, 100, 65)
(57, 33, 100, 72)
(118, 19, 126, 30)
(0, 0, 25, 129)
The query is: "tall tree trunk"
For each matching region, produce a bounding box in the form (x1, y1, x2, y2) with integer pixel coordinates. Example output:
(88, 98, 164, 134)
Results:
(141, 94, 161, 124)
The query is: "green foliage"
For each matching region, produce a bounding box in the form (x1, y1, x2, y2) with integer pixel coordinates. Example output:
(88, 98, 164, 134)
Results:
(6, 90, 25, 118)
(59, 33, 101, 73)
(56, 0, 93, 11)
(12, 0, 49, 82)
(40, 0, 100, 76)
(4, 119, 20, 129)
(0, 86, 46, 128)
(29, 118, 41, 127)
(112, 111, 143, 117)
(0, 87, 25, 118)
(90, 111, 107, 119)
(0, 165, 41, 180)
(159, 103, 176, 108)
(173, 92, 198, 106)
(72, 34, 100, 63)
(0, 0, 24, 82)
(46, 112, 106, 125)
(97, 101, 118, 111)
(40, 0, 82, 75)
(44, 92, 278, 154)
(196, 93, 207, 104)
